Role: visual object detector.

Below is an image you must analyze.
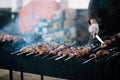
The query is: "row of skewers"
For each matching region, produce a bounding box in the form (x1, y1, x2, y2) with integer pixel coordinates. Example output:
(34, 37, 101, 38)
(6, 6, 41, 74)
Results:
(11, 42, 91, 59)
(0, 33, 18, 42)
(11, 33, 120, 63)
(84, 33, 120, 63)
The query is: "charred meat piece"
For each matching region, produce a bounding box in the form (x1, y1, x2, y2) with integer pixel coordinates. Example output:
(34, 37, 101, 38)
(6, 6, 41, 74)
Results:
(89, 54, 97, 59)
(17, 47, 35, 55)
(104, 40, 112, 45)
(65, 46, 91, 58)
(55, 49, 70, 60)
(89, 49, 109, 59)
(49, 44, 70, 55)
(100, 33, 120, 48)
(83, 49, 110, 64)
(83, 54, 97, 64)
(100, 39, 112, 48)
(33, 45, 49, 55)
(81, 47, 91, 54)
(96, 49, 109, 57)
(111, 36, 116, 41)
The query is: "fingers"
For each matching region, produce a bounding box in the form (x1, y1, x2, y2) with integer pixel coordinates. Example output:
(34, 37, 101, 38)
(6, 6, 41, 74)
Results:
(92, 32, 95, 38)
(88, 23, 99, 38)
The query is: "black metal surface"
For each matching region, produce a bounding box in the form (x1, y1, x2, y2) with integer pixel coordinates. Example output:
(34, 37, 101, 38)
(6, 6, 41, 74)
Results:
(41, 75, 44, 80)
(9, 70, 13, 80)
(0, 49, 99, 80)
(20, 72, 24, 80)
(0, 40, 120, 80)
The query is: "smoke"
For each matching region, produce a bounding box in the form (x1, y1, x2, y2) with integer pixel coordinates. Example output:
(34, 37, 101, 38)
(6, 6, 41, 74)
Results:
(0, 17, 20, 35)
(0, 16, 43, 51)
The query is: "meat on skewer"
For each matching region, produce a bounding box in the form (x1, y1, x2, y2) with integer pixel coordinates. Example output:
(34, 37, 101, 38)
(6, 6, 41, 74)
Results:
(63, 47, 77, 61)
(96, 49, 109, 57)
(35, 42, 59, 57)
(26, 44, 38, 56)
(15, 44, 37, 55)
(11, 46, 30, 55)
(55, 48, 70, 60)
(34, 47, 48, 54)
(111, 36, 116, 41)
(55, 47, 78, 60)
(47, 44, 70, 59)
(93, 39, 113, 51)
(33, 45, 49, 57)
(89, 54, 97, 59)
(17, 46, 35, 56)
(90, 49, 109, 59)
(83, 53, 97, 64)
(100, 39, 112, 48)
(0, 34, 18, 42)
(83, 49, 109, 64)
(100, 33, 120, 48)
(65, 46, 91, 61)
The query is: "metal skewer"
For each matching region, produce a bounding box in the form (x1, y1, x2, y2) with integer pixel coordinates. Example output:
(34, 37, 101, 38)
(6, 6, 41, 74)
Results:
(83, 47, 114, 64)
(106, 51, 120, 62)
(42, 54, 50, 58)
(65, 57, 73, 61)
(48, 55, 58, 60)
(91, 44, 99, 50)
(95, 35, 104, 44)
(17, 51, 28, 56)
(55, 55, 66, 60)
(34, 53, 42, 57)
(11, 51, 22, 55)
(111, 51, 120, 57)
(92, 47, 101, 52)
(82, 58, 94, 64)
(26, 52, 34, 56)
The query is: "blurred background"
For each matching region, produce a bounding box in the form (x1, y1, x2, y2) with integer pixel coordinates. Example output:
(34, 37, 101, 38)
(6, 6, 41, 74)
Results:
(0, 0, 90, 80)
(0, 0, 90, 45)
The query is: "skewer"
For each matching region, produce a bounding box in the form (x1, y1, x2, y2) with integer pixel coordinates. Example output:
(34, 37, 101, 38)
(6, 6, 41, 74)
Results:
(105, 51, 120, 62)
(11, 51, 22, 55)
(55, 55, 66, 60)
(95, 35, 104, 44)
(26, 52, 34, 56)
(91, 44, 99, 50)
(64, 57, 73, 61)
(42, 54, 50, 58)
(111, 51, 120, 57)
(83, 49, 110, 64)
(17, 51, 28, 56)
(82, 58, 93, 64)
(34, 53, 42, 57)
(92, 47, 101, 52)
(48, 55, 58, 60)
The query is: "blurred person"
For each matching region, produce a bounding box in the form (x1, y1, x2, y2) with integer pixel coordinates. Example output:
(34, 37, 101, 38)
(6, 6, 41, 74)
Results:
(88, 0, 120, 38)
(88, 1, 120, 80)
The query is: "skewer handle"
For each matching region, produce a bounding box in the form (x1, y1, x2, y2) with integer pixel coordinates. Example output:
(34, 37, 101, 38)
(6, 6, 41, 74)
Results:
(65, 57, 73, 61)
(95, 35, 104, 44)
(82, 58, 93, 64)
(55, 55, 66, 60)
(34, 54, 42, 57)
(11, 51, 21, 55)
(92, 47, 100, 52)
(42, 54, 50, 58)
(17, 51, 27, 56)
(48, 55, 58, 60)
(26, 52, 34, 56)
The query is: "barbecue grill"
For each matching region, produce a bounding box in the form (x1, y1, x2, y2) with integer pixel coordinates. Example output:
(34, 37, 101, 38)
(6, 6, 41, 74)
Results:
(0, 33, 120, 80)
